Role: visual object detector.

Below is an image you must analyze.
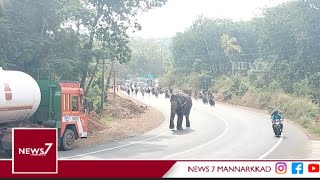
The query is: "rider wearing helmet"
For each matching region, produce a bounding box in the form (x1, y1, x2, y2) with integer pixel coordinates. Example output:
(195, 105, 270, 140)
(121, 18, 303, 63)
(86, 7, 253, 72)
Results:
(271, 109, 283, 132)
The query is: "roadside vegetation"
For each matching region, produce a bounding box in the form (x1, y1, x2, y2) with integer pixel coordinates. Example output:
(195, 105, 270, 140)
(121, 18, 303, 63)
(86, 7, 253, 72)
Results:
(160, 0, 320, 136)
(213, 74, 320, 135)
(0, 0, 167, 111)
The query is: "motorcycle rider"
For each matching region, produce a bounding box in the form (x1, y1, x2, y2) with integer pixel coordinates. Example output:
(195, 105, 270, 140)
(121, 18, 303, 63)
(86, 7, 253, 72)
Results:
(271, 109, 283, 132)
(208, 92, 215, 106)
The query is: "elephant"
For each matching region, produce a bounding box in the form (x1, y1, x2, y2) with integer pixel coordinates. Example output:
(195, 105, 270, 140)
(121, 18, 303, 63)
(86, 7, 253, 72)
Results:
(169, 92, 193, 130)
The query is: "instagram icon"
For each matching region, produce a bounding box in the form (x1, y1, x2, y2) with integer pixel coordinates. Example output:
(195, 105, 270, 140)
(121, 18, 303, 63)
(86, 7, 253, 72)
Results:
(275, 162, 287, 174)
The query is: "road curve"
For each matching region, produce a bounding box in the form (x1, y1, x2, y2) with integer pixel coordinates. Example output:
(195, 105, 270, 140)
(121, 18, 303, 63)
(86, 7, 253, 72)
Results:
(59, 92, 312, 160)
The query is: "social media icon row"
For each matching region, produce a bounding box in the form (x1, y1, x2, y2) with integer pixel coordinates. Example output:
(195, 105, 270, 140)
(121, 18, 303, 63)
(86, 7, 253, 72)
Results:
(275, 162, 320, 174)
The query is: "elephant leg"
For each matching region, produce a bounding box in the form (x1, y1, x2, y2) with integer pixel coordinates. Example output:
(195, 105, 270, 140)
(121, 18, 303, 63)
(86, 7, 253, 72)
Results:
(169, 123, 174, 129)
(169, 119, 175, 129)
(169, 113, 175, 129)
(186, 114, 190, 128)
(177, 113, 183, 130)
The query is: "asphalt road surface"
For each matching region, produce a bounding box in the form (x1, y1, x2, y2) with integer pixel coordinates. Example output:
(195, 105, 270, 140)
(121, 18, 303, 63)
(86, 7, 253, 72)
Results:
(59, 92, 313, 160)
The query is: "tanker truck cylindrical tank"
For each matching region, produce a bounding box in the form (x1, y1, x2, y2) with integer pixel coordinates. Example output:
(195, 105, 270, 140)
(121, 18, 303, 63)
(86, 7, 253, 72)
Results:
(0, 68, 41, 124)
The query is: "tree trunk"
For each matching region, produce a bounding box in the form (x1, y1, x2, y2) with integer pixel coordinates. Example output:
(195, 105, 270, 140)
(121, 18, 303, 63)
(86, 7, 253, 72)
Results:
(113, 62, 116, 99)
(227, 54, 234, 75)
(80, 15, 100, 88)
(105, 60, 114, 103)
(41, 19, 46, 39)
(204, 39, 212, 62)
(84, 58, 100, 96)
(106, 61, 114, 88)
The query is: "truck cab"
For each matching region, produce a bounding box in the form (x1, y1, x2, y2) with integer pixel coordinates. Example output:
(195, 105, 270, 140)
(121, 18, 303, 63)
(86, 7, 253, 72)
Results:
(31, 81, 88, 151)
(59, 82, 88, 150)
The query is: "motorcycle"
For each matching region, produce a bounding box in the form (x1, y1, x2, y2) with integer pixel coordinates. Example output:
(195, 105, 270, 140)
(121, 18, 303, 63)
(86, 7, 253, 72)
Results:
(273, 119, 283, 137)
(209, 98, 215, 107)
(202, 96, 208, 104)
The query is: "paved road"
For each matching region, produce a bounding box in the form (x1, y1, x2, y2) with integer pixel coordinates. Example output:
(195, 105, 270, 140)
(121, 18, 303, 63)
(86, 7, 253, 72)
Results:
(59, 92, 313, 160)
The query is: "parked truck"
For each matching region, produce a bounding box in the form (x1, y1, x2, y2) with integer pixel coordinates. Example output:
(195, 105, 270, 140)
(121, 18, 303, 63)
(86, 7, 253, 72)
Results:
(0, 67, 88, 156)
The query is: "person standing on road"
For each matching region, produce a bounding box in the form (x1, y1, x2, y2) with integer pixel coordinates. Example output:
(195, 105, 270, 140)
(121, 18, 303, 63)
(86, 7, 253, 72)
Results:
(134, 88, 138, 97)
(146, 87, 151, 97)
(141, 88, 145, 99)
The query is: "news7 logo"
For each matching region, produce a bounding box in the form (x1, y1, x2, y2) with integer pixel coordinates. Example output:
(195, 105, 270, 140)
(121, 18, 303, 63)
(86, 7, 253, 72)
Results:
(18, 143, 53, 156)
(12, 128, 58, 174)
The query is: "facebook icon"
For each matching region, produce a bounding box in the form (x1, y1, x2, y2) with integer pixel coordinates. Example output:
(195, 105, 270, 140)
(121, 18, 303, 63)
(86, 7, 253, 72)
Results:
(292, 162, 304, 174)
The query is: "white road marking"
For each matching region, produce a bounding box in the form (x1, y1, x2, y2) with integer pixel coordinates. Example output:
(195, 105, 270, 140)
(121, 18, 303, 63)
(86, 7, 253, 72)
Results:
(224, 107, 284, 159)
(161, 113, 229, 159)
(258, 133, 284, 159)
(199, 101, 284, 159)
(61, 130, 170, 159)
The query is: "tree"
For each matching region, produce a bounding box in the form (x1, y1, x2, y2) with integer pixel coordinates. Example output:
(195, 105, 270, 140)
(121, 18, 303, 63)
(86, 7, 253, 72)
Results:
(220, 34, 242, 74)
(78, 0, 168, 90)
(0, 0, 85, 80)
(0, 0, 167, 96)
(167, 0, 320, 101)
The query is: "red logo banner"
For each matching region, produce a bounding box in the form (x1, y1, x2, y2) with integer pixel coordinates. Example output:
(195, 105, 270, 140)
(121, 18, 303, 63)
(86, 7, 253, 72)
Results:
(12, 128, 58, 174)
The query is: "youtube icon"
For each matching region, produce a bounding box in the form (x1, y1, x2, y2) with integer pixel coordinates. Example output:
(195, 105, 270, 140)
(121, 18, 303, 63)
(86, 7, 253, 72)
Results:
(308, 164, 320, 173)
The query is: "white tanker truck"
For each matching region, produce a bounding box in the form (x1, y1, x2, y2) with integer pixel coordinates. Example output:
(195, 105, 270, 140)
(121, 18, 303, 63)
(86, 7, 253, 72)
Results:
(0, 67, 88, 156)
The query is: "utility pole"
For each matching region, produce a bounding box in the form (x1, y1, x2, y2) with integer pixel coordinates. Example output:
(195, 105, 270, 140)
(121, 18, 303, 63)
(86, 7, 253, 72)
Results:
(205, 78, 207, 91)
(100, 58, 105, 112)
(160, 46, 163, 73)
(113, 61, 116, 99)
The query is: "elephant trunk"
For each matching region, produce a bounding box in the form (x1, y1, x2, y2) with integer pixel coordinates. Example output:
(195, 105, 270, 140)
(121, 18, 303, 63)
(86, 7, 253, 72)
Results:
(169, 102, 177, 129)
(170, 110, 176, 122)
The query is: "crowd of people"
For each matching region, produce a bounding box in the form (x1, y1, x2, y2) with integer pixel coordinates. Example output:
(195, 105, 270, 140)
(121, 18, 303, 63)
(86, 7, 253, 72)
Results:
(119, 82, 215, 106)
(119, 82, 166, 99)
(182, 89, 215, 106)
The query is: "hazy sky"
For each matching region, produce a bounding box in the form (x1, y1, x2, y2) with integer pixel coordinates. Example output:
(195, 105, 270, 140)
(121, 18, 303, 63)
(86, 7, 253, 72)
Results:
(129, 0, 288, 39)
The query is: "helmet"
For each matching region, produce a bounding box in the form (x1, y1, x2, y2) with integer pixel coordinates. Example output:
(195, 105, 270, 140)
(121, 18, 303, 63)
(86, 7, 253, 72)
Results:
(273, 109, 279, 114)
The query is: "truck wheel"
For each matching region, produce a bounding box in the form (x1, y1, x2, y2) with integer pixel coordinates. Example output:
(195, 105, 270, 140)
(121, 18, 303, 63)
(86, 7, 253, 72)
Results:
(61, 129, 75, 151)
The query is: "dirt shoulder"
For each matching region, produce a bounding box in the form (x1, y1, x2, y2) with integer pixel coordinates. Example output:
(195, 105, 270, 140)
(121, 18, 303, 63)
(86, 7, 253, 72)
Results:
(75, 91, 165, 148)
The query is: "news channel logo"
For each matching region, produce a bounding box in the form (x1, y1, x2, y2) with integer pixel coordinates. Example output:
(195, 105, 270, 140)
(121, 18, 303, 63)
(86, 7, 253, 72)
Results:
(292, 162, 304, 174)
(275, 162, 287, 174)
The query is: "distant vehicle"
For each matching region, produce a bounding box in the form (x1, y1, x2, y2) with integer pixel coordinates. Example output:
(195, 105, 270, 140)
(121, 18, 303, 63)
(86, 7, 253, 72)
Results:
(147, 79, 153, 86)
(137, 82, 145, 86)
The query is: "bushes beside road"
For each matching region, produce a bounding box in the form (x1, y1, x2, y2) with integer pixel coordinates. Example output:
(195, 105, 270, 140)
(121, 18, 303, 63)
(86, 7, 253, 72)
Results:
(213, 75, 320, 135)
